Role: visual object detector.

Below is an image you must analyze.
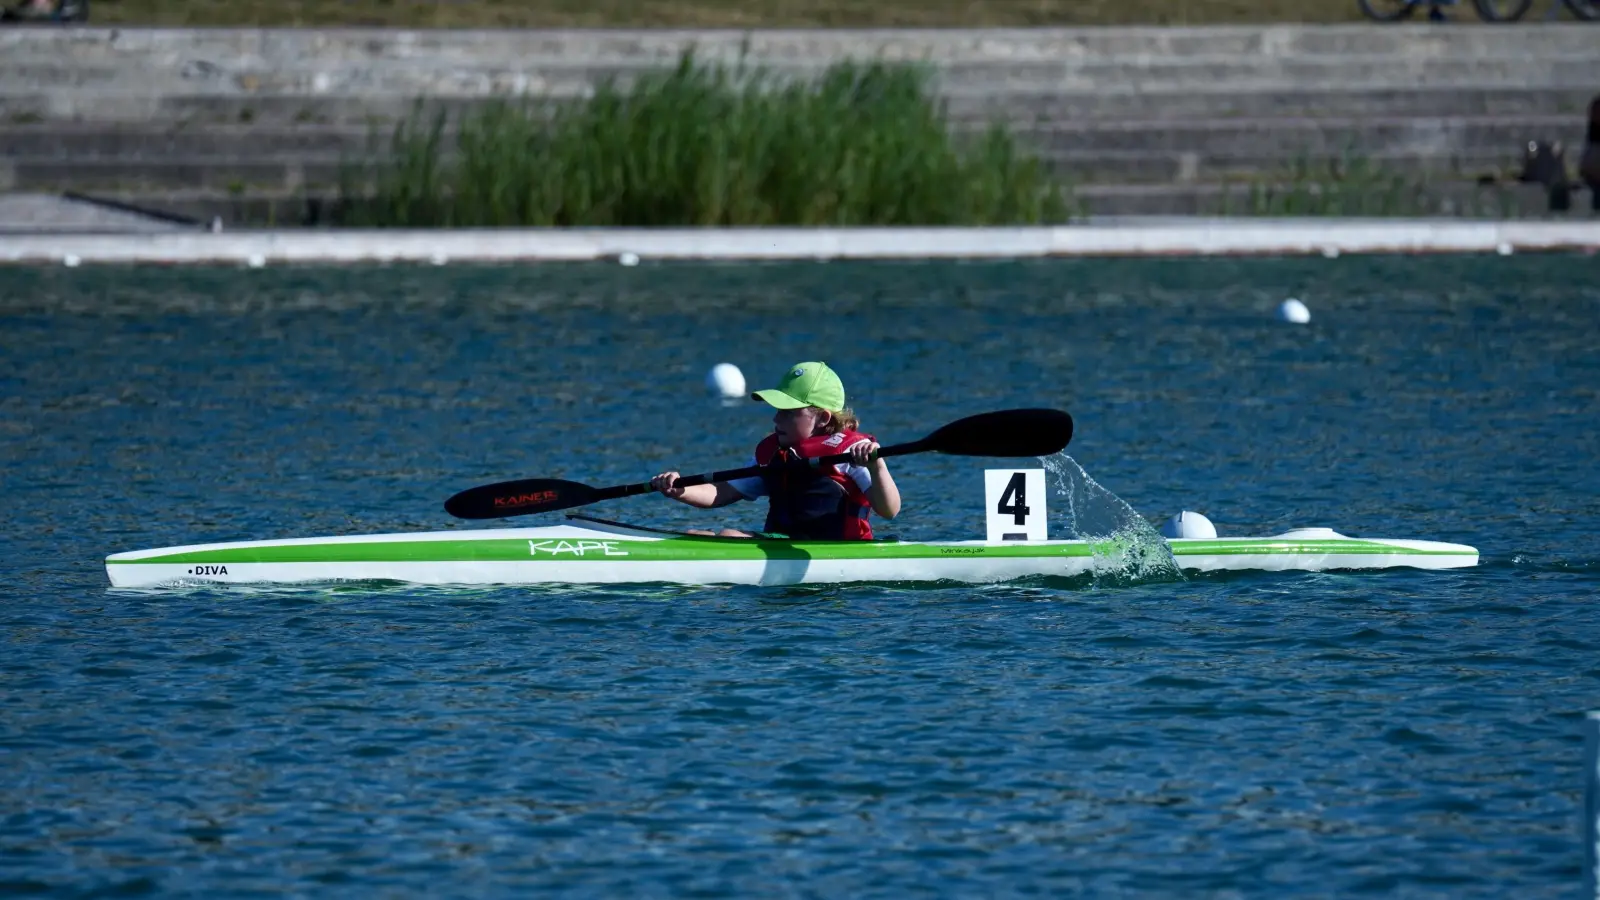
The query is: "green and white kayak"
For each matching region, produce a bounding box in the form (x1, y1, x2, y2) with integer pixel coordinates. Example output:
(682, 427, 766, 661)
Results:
(105, 518, 1478, 588)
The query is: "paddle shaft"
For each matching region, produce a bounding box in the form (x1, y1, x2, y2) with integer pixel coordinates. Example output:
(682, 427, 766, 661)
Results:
(594, 438, 931, 502)
(443, 408, 1071, 519)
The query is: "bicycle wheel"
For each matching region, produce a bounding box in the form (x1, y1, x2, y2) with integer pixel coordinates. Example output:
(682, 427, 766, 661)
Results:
(1562, 0, 1599, 20)
(1473, 0, 1533, 20)
(1359, 0, 1419, 20)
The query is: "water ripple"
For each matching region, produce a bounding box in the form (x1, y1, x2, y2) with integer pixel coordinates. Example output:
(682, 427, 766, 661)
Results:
(3, 257, 1598, 896)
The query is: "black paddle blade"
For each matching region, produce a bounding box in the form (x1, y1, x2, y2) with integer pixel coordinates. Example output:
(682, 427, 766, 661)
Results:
(924, 408, 1073, 458)
(444, 478, 598, 520)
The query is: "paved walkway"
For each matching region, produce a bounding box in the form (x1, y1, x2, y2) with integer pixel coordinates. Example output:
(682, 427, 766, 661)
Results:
(0, 193, 194, 234)
(2, 220, 1597, 264)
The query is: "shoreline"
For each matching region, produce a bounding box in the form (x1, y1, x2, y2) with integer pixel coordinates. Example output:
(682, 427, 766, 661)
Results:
(4, 25, 1594, 225)
(4, 220, 1598, 265)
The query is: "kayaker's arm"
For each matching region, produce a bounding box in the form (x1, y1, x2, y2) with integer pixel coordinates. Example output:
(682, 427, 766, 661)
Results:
(851, 441, 901, 520)
(650, 472, 746, 509)
(866, 459, 900, 519)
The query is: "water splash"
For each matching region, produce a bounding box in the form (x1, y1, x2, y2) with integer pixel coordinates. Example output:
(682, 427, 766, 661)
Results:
(1043, 453, 1186, 586)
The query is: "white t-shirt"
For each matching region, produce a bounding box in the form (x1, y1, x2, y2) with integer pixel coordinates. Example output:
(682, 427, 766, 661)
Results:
(728, 457, 873, 500)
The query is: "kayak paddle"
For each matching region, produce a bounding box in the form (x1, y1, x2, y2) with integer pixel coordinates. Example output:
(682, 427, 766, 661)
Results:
(443, 407, 1073, 520)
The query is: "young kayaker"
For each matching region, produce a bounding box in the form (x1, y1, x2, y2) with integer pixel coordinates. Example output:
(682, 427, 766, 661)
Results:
(650, 361, 900, 540)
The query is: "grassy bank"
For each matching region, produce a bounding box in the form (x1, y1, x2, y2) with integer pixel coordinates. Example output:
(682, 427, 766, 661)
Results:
(334, 55, 1073, 228)
(93, 0, 1368, 28)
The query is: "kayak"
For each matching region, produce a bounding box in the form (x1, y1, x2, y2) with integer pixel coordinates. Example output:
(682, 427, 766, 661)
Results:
(104, 518, 1478, 588)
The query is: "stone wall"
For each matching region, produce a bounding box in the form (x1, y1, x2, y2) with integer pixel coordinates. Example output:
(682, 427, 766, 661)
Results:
(1, 25, 1594, 223)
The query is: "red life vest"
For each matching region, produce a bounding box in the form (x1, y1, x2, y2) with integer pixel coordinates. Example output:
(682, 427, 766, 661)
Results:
(754, 429, 875, 541)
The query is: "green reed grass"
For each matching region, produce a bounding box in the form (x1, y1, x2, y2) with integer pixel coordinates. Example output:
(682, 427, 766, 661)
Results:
(335, 53, 1073, 227)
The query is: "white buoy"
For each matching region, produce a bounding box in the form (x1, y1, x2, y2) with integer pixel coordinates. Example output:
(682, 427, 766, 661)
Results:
(1161, 511, 1218, 540)
(1496, 242, 1514, 256)
(619, 252, 640, 267)
(1321, 246, 1341, 259)
(429, 253, 448, 266)
(705, 363, 746, 399)
(1277, 298, 1311, 324)
(247, 254, 266, 269)
(62, 254, 81, 268)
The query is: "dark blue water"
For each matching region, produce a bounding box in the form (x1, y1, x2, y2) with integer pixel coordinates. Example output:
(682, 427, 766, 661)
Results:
(3, 256, 1597, 897)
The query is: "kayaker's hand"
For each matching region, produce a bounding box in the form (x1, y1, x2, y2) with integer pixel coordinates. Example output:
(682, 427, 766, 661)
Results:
(651, 471, 686, 499)
(849, 440, 882, 467)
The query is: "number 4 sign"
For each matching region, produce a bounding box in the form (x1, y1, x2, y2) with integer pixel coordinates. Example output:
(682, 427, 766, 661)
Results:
(984, 469, 1048, 542)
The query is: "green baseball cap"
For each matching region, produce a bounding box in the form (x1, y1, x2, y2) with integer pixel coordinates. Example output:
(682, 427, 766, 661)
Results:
(751, 361, 846, 412)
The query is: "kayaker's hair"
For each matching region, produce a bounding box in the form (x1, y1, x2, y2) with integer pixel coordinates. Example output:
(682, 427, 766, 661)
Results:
(816, 407, 859, 433)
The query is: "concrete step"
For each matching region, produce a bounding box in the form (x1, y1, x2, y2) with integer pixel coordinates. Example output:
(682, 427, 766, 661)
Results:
(1023, 115, 1586, 157)
(1076, 181, 1595, 217)
(1045, 150, 1522, 183)
(3, 158, 340, 193)
(5, 55, 1594, 100)
(3, 25, 1597, 71)
(0, 125, 370, 158)
(952, 88, 1599, 124)
(2, 146, 1557, 198)
(51, 178, 1595, 227)
(1, 117, 1572, 180)
(6, 86, 1595, 128)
